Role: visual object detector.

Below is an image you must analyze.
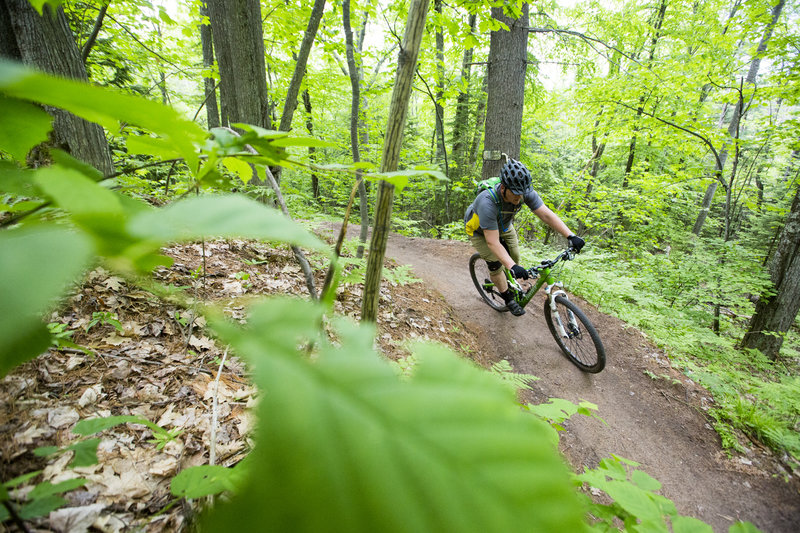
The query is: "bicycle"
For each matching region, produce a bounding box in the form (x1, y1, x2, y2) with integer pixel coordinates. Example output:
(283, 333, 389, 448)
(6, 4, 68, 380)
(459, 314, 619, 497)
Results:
(468, 248, 606, 373)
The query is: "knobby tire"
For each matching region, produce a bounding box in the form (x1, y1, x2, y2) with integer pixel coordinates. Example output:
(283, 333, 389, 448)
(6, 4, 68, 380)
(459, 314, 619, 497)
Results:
(544, 294, 605, 373)
(469, 253, 508, 312)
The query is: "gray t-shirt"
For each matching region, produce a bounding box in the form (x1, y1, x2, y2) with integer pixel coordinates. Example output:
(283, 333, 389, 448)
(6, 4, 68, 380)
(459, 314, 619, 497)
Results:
(464, 183, 543, 236)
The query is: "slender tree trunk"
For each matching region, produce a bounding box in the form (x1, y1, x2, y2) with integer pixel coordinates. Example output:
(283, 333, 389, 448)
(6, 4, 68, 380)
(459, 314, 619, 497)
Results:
(278, 0, 325, 134)
(361, 0, 430, 322)
(199, 1, 219, 129)
(692, 0, 785, 235)
(343, 0, 369, 258)
(206, 0, 268, 130)
(433, 0, 445, 163)
(482, 4, 528, 179)
(468, 73, 488, 172)
(80, 2, 108, 63)
(451, 13, 477, 181)
(272, 0, 325, 184)
(302, 89, 318, 198)
(741, 184, 800, 360)
(0, 0, 113, 176)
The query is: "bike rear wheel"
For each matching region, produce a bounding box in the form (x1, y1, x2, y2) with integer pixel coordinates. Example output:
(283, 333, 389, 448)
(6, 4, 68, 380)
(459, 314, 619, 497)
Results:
(544, 294, 605, 373)
(469, 253, 508, 312)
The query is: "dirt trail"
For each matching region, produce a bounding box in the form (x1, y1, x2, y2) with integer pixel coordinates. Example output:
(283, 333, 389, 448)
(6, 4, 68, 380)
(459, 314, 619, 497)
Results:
(383, 234, 799, 532)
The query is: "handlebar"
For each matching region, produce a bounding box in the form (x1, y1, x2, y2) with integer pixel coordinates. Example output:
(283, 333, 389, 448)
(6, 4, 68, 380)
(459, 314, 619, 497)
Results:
(527, 248, 576, 276)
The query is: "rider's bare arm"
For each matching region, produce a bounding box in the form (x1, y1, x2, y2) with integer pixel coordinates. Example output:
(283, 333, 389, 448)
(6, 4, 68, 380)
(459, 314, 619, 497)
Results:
(484, 229, 516, 269)
(533, 204, 573, 238)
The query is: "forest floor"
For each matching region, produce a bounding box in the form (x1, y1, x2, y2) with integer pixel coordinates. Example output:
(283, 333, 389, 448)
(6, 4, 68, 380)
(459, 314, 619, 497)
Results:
(0, 226, 798, 532)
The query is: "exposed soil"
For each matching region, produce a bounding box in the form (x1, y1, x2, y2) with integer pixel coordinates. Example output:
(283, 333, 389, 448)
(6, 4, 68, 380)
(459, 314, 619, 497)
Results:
(1, 228, 798, 532)
(382, 232, 800, 533)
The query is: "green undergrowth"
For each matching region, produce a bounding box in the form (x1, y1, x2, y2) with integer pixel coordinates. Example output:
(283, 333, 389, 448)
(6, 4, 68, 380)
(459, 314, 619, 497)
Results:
(516, 241, 800, 467)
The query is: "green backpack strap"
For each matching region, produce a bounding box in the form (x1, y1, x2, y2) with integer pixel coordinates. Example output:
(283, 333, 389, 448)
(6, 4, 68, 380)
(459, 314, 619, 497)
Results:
(487, 185, 506, 232)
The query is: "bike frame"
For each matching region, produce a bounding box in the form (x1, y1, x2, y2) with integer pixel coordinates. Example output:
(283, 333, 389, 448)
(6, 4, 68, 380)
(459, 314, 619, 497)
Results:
(501, 251, 578, 339)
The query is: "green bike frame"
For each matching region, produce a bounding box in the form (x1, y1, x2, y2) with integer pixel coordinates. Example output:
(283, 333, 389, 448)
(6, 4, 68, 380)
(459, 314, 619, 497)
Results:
(503, 261, 577, 340)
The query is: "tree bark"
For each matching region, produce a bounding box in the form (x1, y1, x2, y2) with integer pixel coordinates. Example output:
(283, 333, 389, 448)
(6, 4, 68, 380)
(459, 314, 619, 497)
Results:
(692, 0, 785, 235)
(302, 89, 318, 198)
(361, 0, 430, 322)
(199, 1, 219, 129)
(0, 0, 114, 176)
(206, 0, 268, 130)
(278, 0, 325, 134)
(482, 4, 529, 179)
(740, 184, 800, 360)
(342, 0, 369, 258)
(80, 2, 108, 64)
(468, 73, 488, 171)
(451, 13, 477, 181)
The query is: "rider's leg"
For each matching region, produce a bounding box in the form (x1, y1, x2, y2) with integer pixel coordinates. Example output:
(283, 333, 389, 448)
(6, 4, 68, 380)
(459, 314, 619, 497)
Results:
(470, 234, 509, 292)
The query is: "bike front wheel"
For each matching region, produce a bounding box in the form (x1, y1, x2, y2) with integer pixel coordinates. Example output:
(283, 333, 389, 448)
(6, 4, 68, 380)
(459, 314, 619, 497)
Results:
(544, 294, 605, 373)
(469, 253, 508, 312)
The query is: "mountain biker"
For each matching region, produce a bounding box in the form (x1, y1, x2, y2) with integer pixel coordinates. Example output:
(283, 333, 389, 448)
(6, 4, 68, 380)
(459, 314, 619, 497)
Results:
(464, 158, 585, 317)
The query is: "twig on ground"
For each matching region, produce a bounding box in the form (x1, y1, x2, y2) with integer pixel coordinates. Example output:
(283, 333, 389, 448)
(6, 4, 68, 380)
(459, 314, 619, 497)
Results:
(210, 347, 229, 467)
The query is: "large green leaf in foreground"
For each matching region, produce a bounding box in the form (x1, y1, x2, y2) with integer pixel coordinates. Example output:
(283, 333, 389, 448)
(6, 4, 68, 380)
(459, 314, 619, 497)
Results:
(0, 226, 92, 376)
(207, 299, 585, 532)
(128, 195, 328, 253)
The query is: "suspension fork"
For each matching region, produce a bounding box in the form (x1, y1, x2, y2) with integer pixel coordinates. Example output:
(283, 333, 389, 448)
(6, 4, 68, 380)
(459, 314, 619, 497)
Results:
(545, 283, 577, 338)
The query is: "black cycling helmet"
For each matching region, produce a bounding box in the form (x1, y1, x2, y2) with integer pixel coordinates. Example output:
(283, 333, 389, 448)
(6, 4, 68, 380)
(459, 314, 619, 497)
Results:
(500, 159, 532, 195)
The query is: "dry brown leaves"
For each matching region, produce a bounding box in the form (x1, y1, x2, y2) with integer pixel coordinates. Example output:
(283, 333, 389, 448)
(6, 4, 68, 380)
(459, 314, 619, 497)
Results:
(0, 237, 483, 532)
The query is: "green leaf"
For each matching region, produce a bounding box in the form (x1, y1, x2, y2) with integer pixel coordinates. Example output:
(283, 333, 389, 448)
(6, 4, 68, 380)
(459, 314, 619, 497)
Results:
(171, 465, 243, 499)
(601, 479, 665, 527)
(270, 136, 337, 149)
(672, 515, 714, 533)
(3, 471, 42, 488)
(126, 134, 182, 161)
(50, 149, 104, 182)
(365, 168, 447, 193)
(0, 96, 51, 161)
(33, 166, 123, 217)
(33, 446, 60, 457)
(67, 438, 101, 467)
(0, 226, 92, 376)
(0, 60, 206, 170)
(28, 478, 86, 500)
(222, 157, 255, 185)
(728, 521, 762, 533)
(632, 469, 662, 491)
(127, 194, 329, 252)
(27, 1, 65, 14)
(19, 495, 66, 520)
(204, 298, 585, 532)
(73, 415, 156, 436)
(0, 161, 38, 196)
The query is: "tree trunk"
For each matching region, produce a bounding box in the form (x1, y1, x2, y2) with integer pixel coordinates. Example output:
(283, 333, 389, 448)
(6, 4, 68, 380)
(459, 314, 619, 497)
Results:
(0, 0, 113, 176)
(361, 0, 430, 322)
(342, 0, 368, 258)
(481, 4, 528, 179)
(741, 184, 800, 360)
(468, 73, 488, 172)
(433, 0, 445, 163)
(692, 0, 785, 235)
(278, 0, 325, 134)
(206, 0, 268, 130)
(302, 89, 318, 198)
(271, 0, 325, 185)
(199, 1, 219, 129)
(80, 2, 108, 64)
(451, 13, 477, 181)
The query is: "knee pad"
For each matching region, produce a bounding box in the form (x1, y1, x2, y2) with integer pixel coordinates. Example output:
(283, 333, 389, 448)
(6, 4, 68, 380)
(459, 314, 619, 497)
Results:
(486, 260, 502, 272)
